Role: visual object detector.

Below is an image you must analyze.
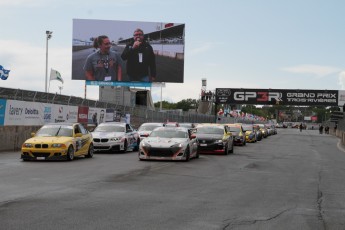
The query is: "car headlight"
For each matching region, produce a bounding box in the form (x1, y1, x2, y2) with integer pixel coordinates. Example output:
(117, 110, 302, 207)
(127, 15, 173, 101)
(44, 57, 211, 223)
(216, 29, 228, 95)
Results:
(171, 143, 183, 148)
(171, 143, 183, 152)
(51, 143, 66, 148)
(110, 137, 121, 141)
(141, 142, 151, 148)
(216, 140, 223, 143)
(22, 143, 33, 148)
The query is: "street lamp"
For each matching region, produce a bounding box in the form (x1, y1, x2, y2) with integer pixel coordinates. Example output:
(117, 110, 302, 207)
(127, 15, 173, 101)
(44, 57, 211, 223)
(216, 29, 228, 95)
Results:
(45, 31, 53, 93)
(58, 85, 63, 94)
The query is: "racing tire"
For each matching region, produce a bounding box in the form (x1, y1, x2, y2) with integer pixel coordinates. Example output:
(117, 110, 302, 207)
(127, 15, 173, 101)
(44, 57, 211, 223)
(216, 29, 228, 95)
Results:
(133, 138, 140, 151)
(85, 144, 94, 158)
(229, 143, 234, 154)
(121, 140, 128, 153)
(138, 152, 145, 161)
(195, 150, 200, 159)
(224, 145, 229, 155)
(184, 146, 190, 162)
(66, 146, 74, 161)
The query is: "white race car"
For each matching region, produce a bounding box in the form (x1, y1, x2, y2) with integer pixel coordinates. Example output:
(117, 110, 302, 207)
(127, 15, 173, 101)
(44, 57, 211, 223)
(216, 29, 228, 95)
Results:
(139, 127, 198, 161)
(92, 122, 140, 153)
(137, 122, 165, 141)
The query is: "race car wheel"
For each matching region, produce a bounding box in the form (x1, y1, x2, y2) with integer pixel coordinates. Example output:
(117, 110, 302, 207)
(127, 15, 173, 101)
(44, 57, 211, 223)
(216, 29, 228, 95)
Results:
(121, 140, 128, 153)
(229, 143, 234, 154)
(184, 146, 190, 162)
(85, 144, 94, 158)
(195, 150, 200, 159)
(224, 145, 229, 155)
(66, 146, 74, 161)
(133, 138, 140, 151)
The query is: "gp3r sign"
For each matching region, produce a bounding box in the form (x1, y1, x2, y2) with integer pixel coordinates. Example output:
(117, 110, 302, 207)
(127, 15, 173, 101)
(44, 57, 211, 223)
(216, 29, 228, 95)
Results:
(215, 88, 345, 106)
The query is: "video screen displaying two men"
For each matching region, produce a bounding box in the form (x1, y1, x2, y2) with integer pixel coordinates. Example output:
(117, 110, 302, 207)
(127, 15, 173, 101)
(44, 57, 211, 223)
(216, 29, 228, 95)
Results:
(72, 19, 185, 84)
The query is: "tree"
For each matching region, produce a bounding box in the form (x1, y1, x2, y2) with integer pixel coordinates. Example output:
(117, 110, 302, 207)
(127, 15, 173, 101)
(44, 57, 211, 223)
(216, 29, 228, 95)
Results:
(154, 99, 199, 111)
(154, 100, 176, 110)
(176, 99, 198, 111)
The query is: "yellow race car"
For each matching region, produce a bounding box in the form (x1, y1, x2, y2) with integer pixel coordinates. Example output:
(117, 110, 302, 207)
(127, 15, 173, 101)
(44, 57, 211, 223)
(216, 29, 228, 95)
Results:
(21, 123, 94, 161)
(227, 124, 246, 146)
(242, 124, 257, 143)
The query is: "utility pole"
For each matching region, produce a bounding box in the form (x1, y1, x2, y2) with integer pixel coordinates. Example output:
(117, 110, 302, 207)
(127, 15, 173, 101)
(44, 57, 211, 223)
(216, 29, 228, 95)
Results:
(45, 31, 53, 93)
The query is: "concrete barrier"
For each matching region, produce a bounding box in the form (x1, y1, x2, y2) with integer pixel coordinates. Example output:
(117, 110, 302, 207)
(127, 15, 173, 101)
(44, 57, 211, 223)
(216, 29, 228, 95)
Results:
(0, 126, 40, 152)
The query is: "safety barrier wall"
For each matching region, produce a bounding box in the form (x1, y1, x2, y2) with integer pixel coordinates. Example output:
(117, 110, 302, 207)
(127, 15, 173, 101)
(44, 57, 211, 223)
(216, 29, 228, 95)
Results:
(0, 87, 269, 152)
(0, 87, 220, 151)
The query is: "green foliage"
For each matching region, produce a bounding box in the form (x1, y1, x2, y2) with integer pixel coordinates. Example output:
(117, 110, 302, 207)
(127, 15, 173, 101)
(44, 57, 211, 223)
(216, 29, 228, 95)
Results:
(154, 100, 176, 110)
(154, 100, 336, 123)
(154, 99, 199, 111)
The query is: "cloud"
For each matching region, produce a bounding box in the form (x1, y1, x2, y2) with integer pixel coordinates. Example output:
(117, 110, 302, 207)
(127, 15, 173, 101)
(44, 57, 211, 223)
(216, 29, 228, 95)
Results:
(0, 0, 49, 7)
(0, 39, 99, 99)
(189, 42, 223, 56)
(0, 0, 141, 8)
(150, 78, 260, 103)
(281, 64, 341, 78)
(338, 71, 345, 90)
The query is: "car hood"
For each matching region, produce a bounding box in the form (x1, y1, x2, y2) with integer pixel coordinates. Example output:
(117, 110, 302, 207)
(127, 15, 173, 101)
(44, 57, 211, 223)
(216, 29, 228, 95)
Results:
(25, 136, 73, 143)
(138, 131, 152, 135)
(143, 137, 186, 147)
(92, 132, 124, 138)
(195, 134, 224, 140)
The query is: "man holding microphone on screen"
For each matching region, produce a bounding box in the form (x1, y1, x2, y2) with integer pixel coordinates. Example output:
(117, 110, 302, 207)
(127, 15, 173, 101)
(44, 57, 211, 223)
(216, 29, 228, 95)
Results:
(121, 28, 156, 82)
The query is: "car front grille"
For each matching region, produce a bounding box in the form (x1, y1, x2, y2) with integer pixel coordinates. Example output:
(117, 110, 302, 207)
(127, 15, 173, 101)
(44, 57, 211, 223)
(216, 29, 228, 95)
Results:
(147, 147, 175, 157)
(198, 145, 224, 151)
(34, 144, 49, 148)
(31, 152, 50, 157)
(93, 138, 109, 143)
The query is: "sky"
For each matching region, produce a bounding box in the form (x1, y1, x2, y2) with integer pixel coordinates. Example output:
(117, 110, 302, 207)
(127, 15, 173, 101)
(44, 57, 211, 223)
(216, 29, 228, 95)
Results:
(1, 0, 345, 103)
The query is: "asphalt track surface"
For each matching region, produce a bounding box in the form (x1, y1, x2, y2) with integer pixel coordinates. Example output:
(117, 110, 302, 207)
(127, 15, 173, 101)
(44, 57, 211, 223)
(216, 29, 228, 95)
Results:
(1, 128, 345, 230)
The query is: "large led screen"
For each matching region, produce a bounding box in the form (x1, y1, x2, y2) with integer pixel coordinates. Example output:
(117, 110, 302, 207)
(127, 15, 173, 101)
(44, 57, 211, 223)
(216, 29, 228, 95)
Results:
(72, 19, 185, 84)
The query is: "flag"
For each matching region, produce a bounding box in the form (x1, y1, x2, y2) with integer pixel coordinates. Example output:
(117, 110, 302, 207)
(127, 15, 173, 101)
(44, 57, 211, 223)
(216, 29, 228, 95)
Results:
(50, 68, 63, 84)
(0, 65, 10, 80)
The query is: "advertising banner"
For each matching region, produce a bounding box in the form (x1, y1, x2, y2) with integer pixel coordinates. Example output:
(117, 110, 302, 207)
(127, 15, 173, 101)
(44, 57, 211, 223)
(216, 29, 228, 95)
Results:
(0, 99, 6, 126)
(51, 105, 78, 123)
(105, 108, 116, 122)
(43, 104, 53, 124)
(0, 100, 132, 126)
(86, 81, 152, 87)
(4, 100, 44, 125)
(88, 107, 103, 125)
(216, 88, 345, 106)
(78, 106, 89, 124)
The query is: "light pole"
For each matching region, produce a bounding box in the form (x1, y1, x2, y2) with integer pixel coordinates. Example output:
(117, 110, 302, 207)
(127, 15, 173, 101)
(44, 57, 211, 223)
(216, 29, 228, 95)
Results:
(45, 31, 53, 93)
(58, 85, 63, 94)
